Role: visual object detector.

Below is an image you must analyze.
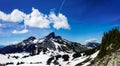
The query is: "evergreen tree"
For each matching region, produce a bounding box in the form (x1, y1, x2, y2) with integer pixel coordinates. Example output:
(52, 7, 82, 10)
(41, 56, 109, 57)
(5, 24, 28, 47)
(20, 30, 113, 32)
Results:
(98, 27, 120, 58)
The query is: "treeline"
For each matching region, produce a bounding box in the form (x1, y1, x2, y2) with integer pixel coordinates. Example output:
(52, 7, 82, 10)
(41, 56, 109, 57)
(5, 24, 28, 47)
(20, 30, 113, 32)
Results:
(98, 27, 120, 58)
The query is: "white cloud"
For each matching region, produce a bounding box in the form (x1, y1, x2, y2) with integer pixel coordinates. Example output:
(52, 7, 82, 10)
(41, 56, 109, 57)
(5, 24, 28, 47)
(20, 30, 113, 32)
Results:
(3, 41, 19, 46)
(85, 38, 98, 44)
(12, 29, 28, 34)
(0, 9, 26, 22)
(11, 41, 19, 44)
(0, 7, 70, 30)
(49, 11, 70, 29)
(24, 8, 50, 28)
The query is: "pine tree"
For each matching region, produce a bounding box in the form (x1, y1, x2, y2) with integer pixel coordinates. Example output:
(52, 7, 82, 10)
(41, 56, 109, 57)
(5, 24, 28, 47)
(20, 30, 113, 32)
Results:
(98, 27, 120, 58)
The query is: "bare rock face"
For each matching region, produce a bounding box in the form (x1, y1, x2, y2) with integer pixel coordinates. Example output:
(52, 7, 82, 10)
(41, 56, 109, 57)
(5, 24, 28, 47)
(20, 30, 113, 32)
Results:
(90, 49, 120, 66)
(107, 49, 120, 66)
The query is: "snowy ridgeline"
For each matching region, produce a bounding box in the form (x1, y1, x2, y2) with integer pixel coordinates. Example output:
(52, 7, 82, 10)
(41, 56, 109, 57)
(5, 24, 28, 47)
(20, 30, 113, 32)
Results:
(0, 50, 99, 66)
(0, 32, 100, 66)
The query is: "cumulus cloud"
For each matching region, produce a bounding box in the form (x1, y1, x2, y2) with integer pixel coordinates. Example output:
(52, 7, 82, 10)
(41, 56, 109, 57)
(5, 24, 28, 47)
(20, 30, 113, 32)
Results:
(12, 29, 28, 34)
(0, 9, 26, 22)
(49, 11, 70, 29)
(0, 7, 70, 30)
(85, 38, 98, 44)
(24, 8, 50, 28)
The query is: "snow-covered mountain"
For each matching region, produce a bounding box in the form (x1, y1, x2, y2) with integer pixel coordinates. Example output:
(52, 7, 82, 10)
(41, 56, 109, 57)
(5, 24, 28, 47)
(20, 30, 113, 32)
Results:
(86, 42, 100, 49)
(0, 49, 99, 66)
(0, 32, 100, 66)
(0, 32, 87, 54)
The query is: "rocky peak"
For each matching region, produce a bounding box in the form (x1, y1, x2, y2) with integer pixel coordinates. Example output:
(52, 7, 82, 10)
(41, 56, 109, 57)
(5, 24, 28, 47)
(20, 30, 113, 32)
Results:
(45, 32, 55, 39)
(28, 36, 36, 41)
(23, 36, 36, 43)
(45, 32, 62, 40)
(54, 36, 62, 39)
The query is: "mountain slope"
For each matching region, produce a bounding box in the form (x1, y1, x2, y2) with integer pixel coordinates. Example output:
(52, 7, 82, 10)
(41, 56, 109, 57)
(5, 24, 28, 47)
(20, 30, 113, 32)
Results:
(73, 27, 120, 66)
(86, 27, 120, 66)
(89, 49, 120, 66)
(0, 32, 90, 66)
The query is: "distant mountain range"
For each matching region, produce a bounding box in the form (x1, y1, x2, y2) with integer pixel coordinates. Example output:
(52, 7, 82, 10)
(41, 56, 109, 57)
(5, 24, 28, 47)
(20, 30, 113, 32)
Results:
(0, 32, 88, 54)
(86, 42, 100, 49)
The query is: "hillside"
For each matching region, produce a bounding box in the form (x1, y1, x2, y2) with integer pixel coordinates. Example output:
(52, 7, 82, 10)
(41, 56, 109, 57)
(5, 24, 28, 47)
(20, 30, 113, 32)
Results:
(88, 27, 120, 66)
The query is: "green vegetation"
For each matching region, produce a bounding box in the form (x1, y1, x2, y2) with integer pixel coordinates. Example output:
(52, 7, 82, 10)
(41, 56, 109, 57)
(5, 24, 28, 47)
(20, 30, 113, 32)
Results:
(62, 54, 69, 61)
(72, 47, 98, 59)
(98, 27, 120, 58)
(72, 52, 81, 59)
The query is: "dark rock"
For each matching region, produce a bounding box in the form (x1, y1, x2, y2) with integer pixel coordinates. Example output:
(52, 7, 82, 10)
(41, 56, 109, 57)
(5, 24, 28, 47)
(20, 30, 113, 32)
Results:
(46, 32, 55, 39)
(62, 54, 69, 61)
(47, 57, 54, 65)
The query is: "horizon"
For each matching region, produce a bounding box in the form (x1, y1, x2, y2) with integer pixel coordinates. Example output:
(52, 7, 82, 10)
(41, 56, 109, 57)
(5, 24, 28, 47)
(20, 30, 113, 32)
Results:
(0, 31, 102, 46)
(0, 0, 120, 45)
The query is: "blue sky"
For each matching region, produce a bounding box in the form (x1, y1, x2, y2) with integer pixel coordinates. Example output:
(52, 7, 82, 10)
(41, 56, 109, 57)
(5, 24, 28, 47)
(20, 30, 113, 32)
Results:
(0, 0, 120, 45)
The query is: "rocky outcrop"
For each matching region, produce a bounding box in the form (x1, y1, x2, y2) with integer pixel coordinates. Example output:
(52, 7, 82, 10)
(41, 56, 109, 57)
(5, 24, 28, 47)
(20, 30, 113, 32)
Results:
(107, 49, 120, 66)
(90, 49, 120, 66)
(88, 27, 120, 66)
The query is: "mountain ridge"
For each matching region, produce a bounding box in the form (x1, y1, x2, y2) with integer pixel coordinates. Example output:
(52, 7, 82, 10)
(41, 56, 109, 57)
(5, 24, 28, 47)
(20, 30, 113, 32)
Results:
(0, 32, 88, 54)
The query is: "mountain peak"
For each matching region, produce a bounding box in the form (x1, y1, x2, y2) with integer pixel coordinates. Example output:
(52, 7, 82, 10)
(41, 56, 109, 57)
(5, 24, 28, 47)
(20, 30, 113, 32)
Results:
(23, 36, 36, 42)
(46, 32, 55, 39)
(28, 36, 36, 40)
